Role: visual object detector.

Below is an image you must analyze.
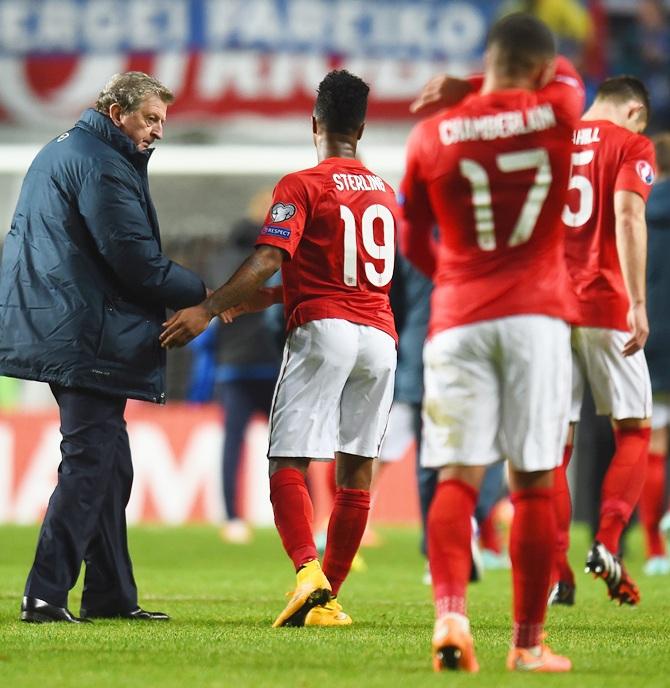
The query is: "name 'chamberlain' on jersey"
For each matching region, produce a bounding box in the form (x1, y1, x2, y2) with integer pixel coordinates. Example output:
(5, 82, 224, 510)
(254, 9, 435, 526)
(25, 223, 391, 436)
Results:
(439, 103, 557, 145)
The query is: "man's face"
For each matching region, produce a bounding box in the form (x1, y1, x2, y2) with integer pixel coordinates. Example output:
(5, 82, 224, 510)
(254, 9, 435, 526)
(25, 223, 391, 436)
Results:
(112, 95, 167, 151)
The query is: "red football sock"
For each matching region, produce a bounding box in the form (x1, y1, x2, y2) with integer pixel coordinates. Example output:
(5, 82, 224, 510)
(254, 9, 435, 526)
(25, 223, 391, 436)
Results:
(322, 488, 370, 596)
(479, 512, 501, 554)
(553, 444, 574, 585)
(510, 487, 555, 648)
(597, 427, 651, 553)
(269, 468, 318, 571)
(428, 479, 478, 618)
(639, 451, 667, 558)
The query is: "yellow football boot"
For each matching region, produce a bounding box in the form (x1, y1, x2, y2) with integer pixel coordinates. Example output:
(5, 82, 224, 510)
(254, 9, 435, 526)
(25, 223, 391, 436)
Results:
(304, 598, 352, 626)
(272, 559, 332, 628)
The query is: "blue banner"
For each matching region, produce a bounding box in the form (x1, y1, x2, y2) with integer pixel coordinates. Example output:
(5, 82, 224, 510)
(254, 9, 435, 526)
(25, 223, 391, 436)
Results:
(0, 0, 499, 60)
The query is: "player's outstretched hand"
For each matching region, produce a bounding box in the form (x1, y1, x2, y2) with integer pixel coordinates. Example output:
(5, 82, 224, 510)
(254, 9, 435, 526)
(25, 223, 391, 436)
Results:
(622, 303, 649, 356)
(409, 75, 473, 115)
(160, 304, 212, 348)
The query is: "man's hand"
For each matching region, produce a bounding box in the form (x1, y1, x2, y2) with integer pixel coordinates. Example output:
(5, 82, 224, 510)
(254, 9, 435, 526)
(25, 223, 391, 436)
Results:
(219, 286, 283, 324)
(409, 75, 474, 115)
(622, 303, 649, 356)
(160, 304, 212, 348)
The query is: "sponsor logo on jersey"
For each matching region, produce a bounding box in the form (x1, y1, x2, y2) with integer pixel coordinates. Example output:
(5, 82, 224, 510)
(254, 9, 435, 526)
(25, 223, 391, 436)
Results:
(636, 160, 655, 185)
(271, 202, 296, 222)
(261, 225, 292, 239)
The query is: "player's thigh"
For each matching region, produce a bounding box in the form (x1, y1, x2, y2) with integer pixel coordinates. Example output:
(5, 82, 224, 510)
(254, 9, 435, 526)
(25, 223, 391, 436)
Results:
(421, 322, 501, 469)
(339, 325, 397, 458)
(498, 315, 571, 472)
(268, 319, 357, 460)
(651, 392, 670, 431)
(569, 332, 587, 423)
(573, 327, 652, 421)
(379, 401, 417, 463)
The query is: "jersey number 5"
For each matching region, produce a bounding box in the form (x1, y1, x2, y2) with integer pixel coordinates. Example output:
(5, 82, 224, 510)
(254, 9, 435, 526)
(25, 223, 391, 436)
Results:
(460, 148, 552, 251)
(561, 150, 595, 228)
(340, 204, 395, 287)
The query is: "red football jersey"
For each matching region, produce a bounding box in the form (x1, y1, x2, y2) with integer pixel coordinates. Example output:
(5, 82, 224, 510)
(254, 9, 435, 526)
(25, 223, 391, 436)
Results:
(400, 57, 584, 337)
(256, 157, 398, 341)
(563, 120, 656, 329)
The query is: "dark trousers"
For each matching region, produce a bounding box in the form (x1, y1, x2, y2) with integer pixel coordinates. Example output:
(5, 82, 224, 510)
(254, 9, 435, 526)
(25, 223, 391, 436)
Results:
(220, 378, 275, 520)
(24, 384, 137, 613)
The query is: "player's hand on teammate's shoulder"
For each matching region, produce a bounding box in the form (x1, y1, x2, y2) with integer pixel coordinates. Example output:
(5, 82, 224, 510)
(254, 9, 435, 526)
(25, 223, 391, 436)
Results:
(409, 75, 473, 115)
(622, 303, 650, 357)
(160, 304, 212, 348)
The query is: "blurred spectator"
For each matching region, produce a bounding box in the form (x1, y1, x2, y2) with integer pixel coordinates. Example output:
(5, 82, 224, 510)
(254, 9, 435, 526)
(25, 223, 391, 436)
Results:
(612, 0, 670, 131)
(499, 0, 594, 67)
(638, 132, 670, 575)
(187, 189, 281, 544)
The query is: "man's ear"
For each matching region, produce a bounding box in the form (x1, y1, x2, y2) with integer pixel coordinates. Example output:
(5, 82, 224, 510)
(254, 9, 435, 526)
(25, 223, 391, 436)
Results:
(357, 122, 365, 140)
(535, 57, 556, 90)
(312, 116, 318, 135)
(109, 103, 123, 126)
(629, 102, 647, 132)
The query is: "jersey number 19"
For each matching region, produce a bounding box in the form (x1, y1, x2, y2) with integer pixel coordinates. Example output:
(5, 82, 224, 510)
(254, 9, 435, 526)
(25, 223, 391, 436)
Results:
(340, 204, 395, 287)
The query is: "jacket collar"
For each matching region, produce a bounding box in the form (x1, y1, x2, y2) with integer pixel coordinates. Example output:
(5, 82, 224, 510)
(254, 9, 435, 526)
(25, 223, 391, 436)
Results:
(75, 108, 154, 166)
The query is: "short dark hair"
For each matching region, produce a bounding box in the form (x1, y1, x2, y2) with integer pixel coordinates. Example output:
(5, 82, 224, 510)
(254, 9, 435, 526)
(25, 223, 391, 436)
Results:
(486, 13, 556, 78)
(653, 132, 670, 175)
(314, 70, 369, 135)
(595, 76, 651, 123)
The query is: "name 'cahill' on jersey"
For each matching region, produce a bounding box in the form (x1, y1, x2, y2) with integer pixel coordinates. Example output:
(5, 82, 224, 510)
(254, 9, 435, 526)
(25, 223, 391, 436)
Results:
(563, 120, 656, 330)
(256, 157, 399, 342)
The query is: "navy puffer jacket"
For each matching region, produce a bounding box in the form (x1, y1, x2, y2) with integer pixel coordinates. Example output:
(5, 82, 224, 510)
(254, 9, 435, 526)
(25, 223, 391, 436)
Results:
(0, 109, 206, 403)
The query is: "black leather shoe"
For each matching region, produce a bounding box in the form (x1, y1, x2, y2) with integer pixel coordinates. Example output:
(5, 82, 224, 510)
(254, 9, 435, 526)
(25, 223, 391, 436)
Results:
(20, 596, 91, 624)
(80, 606, 169, 621)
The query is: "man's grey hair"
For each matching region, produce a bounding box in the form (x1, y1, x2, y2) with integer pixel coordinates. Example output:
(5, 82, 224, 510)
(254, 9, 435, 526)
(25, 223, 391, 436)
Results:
(95, 72, 174, 115)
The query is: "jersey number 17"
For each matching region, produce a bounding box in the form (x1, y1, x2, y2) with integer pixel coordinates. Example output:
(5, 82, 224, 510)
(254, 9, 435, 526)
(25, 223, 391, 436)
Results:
(460, 148, 552, 250)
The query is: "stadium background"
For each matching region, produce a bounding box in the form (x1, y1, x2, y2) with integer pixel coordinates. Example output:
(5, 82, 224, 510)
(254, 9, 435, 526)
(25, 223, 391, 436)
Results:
(0, 0, 667, 528)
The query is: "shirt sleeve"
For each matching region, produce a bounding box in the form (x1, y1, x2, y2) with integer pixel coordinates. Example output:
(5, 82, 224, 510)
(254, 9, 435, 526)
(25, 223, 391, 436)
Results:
(615, 135, 657, 201)
(540, 55, 585, 125)
(78, 163, 206, 310)
(255, 174, 309, 258)
(399, 122, 438, 279)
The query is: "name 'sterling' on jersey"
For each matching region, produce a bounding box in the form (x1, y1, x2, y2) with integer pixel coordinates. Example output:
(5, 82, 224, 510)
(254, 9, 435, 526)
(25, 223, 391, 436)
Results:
(439, 103, 557, 145)
(332, 173, 387, 192)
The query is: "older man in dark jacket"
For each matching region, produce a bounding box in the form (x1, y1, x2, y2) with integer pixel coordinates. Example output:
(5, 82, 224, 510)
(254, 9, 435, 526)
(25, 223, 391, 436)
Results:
(0, 72, 207, 623)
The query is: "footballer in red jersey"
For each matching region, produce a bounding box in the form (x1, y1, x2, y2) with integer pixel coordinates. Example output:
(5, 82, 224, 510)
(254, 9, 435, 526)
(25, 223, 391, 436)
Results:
(401, 14, 583, 673)
(161, 70, 398, 629)
(551, 77, 656, 609)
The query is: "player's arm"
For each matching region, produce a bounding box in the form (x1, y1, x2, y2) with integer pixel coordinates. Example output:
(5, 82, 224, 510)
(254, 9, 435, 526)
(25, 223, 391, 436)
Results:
(410, 74, 483, 116)
(160, 246, 284, 348)
(614, 189, 649, 356)
(219, 285, 284, 323)
(399, 123, 438, 278)
(538, 55, 585, 122)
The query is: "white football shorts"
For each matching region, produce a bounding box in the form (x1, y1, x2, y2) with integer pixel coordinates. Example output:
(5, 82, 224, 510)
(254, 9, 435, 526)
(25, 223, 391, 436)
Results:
(651, 393, 669, 430)
(268, 318, 397, 460)
(379, 401, 417, 463)
(570, 327, 652, 422)
(422, 315, 571, 472)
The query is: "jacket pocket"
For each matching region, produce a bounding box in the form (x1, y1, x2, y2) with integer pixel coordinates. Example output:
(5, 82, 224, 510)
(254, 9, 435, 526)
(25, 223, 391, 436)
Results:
(96, 299, 161, 372)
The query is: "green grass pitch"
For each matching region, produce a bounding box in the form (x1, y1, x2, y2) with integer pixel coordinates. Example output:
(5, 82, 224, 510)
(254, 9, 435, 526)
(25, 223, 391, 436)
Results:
(1, 524, 669, 687)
